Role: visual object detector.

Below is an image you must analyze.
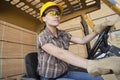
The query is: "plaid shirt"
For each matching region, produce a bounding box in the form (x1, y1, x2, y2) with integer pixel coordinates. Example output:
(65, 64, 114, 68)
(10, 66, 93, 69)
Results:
(37, 27, 72, 78)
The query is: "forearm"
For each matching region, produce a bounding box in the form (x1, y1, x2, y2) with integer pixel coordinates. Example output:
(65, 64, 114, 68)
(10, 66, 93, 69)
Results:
(71, 31, 98, 44)
(82, 31, 98, 43)
(42, 43, 88, 69)
(60, 48, 88, 69)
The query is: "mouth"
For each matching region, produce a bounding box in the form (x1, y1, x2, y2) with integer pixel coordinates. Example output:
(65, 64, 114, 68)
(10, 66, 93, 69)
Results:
(53, 20, 59, 22)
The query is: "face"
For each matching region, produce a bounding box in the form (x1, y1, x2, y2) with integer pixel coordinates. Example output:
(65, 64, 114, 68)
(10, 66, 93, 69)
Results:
(42, 7, 61, 27)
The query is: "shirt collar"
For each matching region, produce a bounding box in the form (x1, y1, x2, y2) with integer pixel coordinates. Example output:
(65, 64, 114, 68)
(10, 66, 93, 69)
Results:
(44, 27, 62, 38)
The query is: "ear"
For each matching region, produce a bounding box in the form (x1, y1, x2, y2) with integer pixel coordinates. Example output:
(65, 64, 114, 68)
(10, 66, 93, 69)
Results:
(42, 16, 47, 22)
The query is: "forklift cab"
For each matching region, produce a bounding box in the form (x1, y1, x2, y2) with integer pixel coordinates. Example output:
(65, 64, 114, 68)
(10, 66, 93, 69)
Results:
(1, 0, 120, 80)
(21, 25, 120, 80)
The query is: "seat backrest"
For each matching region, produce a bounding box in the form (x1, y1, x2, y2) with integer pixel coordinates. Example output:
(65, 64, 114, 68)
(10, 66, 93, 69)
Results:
(24, 52, 40, 79)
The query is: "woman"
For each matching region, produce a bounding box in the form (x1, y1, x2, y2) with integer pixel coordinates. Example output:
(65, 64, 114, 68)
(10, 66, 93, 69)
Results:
(37, 1, 120, 80)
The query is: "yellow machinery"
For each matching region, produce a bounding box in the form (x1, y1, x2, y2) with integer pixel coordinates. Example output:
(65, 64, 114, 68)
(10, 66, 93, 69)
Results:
(82, 0, 120, 31)
(102, 0, 120, 15)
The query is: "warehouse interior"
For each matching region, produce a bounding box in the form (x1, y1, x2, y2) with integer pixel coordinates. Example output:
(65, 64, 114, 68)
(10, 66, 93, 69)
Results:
(0, 0, 120, 80)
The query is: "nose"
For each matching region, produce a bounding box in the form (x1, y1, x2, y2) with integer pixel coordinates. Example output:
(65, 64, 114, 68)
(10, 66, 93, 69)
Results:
(55, 15, 59, 17)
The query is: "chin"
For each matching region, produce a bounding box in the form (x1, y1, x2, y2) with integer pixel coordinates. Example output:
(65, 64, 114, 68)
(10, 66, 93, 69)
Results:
(52, 23, 59, 26)
(49, 21, 60, 26)
(53, 24, 59, 27)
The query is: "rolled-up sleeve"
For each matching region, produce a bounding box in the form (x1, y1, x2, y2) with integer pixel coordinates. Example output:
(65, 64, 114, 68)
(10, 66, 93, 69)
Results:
(38, 34, 49, 47)
(64, 31, 72, 42)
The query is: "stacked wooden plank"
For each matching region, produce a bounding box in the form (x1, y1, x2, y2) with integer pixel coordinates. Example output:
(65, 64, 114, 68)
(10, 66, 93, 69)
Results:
(0, 20, 37, 80)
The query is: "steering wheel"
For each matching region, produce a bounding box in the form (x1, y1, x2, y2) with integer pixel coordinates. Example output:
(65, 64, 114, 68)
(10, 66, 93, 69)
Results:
(88, 26, 112, 59)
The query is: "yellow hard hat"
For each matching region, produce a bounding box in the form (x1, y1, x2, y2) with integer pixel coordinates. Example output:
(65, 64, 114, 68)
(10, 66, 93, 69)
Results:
(40, 1, 63, 22)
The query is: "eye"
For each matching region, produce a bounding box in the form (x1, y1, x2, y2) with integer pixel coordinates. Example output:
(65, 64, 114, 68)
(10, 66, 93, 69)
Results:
(48, 12, 56, 16)
(56, 12, 61, 15)
(46, 10, 62, 17)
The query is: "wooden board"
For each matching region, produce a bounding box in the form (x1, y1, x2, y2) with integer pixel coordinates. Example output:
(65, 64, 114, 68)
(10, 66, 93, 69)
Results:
(3, 26, 21, 43)
(22, 44, 36, 57)
(21, 31, 37, 45)
(2, 42, 22, 58)
(0, 24, 4, 40)
(69, 44, 88, 58)
(2, 59, 23, 78)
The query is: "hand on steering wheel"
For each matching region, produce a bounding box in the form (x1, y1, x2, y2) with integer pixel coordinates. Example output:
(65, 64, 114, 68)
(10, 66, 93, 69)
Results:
(94, 20, 115, 34)
(88, 26, 112, 59)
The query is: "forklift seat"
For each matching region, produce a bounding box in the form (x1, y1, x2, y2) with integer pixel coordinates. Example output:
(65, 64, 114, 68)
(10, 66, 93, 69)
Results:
(21, 52, 40, 80)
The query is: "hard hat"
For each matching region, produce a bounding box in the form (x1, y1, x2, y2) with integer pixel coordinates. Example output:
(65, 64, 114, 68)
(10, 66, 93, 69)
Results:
(40, 2, 63, 22)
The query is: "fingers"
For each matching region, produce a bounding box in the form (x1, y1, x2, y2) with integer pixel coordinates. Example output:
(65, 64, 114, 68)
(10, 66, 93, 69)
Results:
(87, 57, 120, 77)
(87, 60, 111, 77)
(106, 20, 115, 26)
